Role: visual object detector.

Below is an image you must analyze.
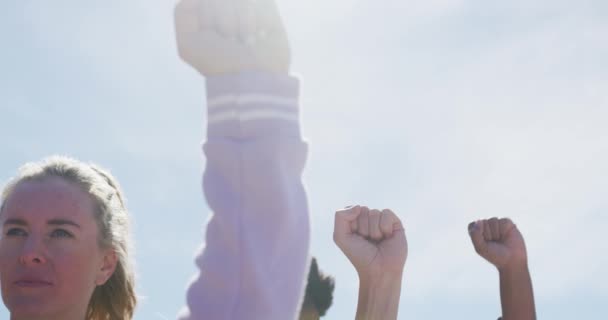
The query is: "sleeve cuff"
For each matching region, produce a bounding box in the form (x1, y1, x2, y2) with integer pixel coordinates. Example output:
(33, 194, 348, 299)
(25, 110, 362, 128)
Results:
(205, 72, 301, 139)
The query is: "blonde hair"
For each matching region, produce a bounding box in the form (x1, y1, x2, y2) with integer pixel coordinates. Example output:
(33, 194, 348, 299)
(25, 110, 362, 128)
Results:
(0, 156, 137, 320)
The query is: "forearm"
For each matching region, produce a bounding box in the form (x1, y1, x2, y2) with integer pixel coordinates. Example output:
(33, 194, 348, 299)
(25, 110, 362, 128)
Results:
(498, 263, 536, 320)
(180, 72, 310, 320)
(356, 272, 403, 320)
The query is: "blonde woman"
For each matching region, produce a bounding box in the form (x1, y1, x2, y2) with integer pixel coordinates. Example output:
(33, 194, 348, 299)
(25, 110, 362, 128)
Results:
(0, 160, 136, 320)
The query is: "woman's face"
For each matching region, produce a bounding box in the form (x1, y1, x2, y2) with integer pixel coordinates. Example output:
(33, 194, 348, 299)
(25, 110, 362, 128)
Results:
(0, 177, 115, 319)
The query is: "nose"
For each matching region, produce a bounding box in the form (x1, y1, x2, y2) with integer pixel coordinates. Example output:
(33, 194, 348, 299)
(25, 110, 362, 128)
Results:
(18, 236, 47, 266)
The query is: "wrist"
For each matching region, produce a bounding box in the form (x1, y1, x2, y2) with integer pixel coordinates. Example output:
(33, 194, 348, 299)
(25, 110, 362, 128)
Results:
(497, 259, 529, 274)
(357, 265, 404, 283)
(356, 271, 403, 320)
(358, 270, 403, 289)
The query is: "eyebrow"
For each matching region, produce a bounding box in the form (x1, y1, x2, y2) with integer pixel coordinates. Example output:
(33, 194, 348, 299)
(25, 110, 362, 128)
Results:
(3, 218, 27, 226)
(48, 219, 82, 229)
(3, 218, 81, 229)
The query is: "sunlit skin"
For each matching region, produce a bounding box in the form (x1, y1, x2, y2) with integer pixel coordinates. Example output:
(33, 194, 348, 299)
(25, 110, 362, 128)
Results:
(469, 218, 536, 320)
(0, 177, 117, 320)
(334, 205, 407, 320)
(299, 307, 320, 320)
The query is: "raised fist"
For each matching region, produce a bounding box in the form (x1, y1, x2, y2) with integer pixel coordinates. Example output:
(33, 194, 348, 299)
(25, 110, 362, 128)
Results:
(468, 218, 528, 270)
(174, 0, 291, 76)
(333, 206, 407, 277)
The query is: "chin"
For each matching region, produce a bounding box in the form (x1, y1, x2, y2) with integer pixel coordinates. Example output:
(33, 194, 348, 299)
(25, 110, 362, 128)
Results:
(4, 295, 59, 318)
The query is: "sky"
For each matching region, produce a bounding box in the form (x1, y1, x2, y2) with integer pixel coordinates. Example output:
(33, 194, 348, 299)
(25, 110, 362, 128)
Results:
(1, 0, 607, 319)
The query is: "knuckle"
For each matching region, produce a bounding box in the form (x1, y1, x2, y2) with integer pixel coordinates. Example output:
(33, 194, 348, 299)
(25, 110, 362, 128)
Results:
(501, 217, 514, 225)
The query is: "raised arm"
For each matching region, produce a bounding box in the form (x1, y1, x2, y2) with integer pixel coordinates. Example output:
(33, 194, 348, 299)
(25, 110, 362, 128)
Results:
(174, 0, 310, 319)
(333, 206, 407, 320)
(468, 218, 536, 320)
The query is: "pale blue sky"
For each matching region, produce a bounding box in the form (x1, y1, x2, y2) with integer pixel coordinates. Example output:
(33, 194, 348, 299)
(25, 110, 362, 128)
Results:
(1, 0, 607, 319)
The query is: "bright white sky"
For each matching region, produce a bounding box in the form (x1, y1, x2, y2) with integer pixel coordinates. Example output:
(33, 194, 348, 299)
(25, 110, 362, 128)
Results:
(1, 0, 607, 319)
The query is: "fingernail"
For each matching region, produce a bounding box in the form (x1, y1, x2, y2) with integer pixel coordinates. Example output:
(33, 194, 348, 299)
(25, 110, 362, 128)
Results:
(468, 221, 477, 232)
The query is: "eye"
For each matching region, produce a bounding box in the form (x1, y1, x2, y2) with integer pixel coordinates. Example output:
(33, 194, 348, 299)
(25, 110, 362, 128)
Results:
(50, 229, 73, 239)
(5, 228, 28, 237)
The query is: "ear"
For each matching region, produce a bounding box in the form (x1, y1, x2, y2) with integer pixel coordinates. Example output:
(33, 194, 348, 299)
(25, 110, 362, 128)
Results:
(95, 249, 118, 286)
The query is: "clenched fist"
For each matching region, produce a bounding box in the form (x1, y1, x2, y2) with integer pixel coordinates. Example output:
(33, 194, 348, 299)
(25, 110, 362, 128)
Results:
(174, 0, 291, 76)
(468, 218, 528, 270)
(333, 206, 407, 277)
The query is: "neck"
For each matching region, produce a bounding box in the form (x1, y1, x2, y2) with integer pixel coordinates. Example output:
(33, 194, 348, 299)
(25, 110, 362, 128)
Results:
(11, 307, 86, 320)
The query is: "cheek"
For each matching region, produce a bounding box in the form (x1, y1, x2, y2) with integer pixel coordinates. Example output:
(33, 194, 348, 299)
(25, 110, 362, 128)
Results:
(0, 240, 20, 269)
(51, 246, 103, 294)
(0, 242, 22, 298)
(58, 243, 101, 271)
(52, 241, 102, 271)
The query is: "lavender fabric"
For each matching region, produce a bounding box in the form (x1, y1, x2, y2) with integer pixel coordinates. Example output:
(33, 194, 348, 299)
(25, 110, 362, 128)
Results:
(178, 72, 311, 320)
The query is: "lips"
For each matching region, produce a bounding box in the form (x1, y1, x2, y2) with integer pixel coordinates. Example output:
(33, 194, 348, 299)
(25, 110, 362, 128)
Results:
(14, 278, 53, 288)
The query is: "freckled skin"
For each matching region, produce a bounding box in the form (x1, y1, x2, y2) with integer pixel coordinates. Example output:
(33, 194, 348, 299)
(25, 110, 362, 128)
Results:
(0, 177, 114, 320)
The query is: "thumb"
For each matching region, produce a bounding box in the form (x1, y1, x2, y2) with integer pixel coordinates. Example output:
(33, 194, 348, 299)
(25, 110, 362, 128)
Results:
(498, 218, 516, 239)
(468, 220, 488, 257)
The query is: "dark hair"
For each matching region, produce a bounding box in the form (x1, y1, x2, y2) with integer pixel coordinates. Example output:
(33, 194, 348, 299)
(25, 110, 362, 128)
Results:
(302, 257, 335, 317)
